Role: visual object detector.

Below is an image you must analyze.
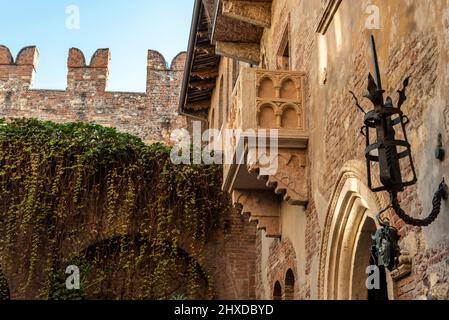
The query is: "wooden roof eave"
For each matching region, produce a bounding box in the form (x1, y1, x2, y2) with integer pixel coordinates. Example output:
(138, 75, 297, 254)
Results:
(179, 0, 220, 118)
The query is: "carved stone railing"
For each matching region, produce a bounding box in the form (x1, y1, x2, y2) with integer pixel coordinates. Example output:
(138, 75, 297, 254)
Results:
(226, 68, 306, 133)
(222, 68, 309, 237)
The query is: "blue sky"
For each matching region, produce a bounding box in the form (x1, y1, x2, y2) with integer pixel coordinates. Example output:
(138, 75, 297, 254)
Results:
(0, 0, 194, 92)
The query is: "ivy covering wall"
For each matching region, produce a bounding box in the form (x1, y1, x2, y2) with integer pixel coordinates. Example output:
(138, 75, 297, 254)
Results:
(0, 119, 232, 300)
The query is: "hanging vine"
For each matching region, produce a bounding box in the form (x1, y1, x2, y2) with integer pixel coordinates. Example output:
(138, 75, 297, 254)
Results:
(0, 118, 232, 300)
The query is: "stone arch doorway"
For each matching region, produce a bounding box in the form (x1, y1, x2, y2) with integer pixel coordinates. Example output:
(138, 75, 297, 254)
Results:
(318, 161, 395, 300)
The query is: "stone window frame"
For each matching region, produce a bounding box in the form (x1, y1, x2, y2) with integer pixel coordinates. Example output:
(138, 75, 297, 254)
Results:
(275, 15, 291, 71)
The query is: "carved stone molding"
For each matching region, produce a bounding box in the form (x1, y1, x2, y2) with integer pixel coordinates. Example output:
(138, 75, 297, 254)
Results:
(247, 149, 308, 205)
(391, 252, 413, 280)
(318, 160, 387, 299)
(232, 190, 281, 238)
(255, 69, 307, 131)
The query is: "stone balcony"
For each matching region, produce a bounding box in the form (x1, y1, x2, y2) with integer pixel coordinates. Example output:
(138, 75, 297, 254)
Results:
(221, 67, 309, 237)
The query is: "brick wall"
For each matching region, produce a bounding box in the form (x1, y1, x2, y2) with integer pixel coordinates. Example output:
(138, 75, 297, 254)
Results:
(0, 45, 187, 144)
(204, 211, 257, 299)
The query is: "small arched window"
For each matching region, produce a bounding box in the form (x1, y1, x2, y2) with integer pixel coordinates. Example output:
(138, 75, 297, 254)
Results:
(285, 269, 295, 300)
(258, 105, 276, 128)
(273, 281, 282, 300)
(281, 106, 298, 129)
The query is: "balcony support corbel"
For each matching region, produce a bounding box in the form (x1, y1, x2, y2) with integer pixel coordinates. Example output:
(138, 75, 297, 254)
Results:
(215, 41, 260, 65)
(248, 149, 308, 206)
(232, 190, 281, 238)
(222, 0, 272, 28)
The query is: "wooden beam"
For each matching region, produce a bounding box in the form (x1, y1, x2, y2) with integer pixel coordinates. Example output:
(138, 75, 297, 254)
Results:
(195, 47, 215, 55)
(197, 31, 209, 39)
(189, 79, 216, 90)
(215, 41, 260, 65)
(185, 99, 211, 110)
(191, 70, 219, 79)
(222, 1, 272, 28)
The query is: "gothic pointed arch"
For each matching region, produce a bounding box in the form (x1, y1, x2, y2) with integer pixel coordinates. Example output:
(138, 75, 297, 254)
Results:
(273, 281, 282, 300)
(285, 269, 295, 300)
(318, 160, 395, 300)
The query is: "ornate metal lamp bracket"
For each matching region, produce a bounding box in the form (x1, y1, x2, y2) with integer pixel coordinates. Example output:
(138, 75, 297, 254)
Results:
(350, 35, 448, 228)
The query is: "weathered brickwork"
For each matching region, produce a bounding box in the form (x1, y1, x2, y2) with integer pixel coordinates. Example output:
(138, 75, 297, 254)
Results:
(255, 231, 265, 300)
(412, 242, 449, 299)
(0, 45, 187, 144)
(205, 211, 258, 299)
(304, 200, 320, 278)
(322, 38, 369, 199)
(386, 33, 439, 133)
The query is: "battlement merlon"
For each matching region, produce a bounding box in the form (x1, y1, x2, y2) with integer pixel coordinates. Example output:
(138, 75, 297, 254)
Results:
(67, 48, 110, 93)
(0, 45, 38, 90)
(146, 50, 186, 94)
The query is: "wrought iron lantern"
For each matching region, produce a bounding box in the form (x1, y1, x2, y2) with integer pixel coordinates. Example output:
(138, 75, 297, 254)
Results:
(350, 35, 448, 229)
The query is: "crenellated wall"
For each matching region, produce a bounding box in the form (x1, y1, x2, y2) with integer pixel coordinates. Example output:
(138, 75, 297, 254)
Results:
(0, 45, 188, 144)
